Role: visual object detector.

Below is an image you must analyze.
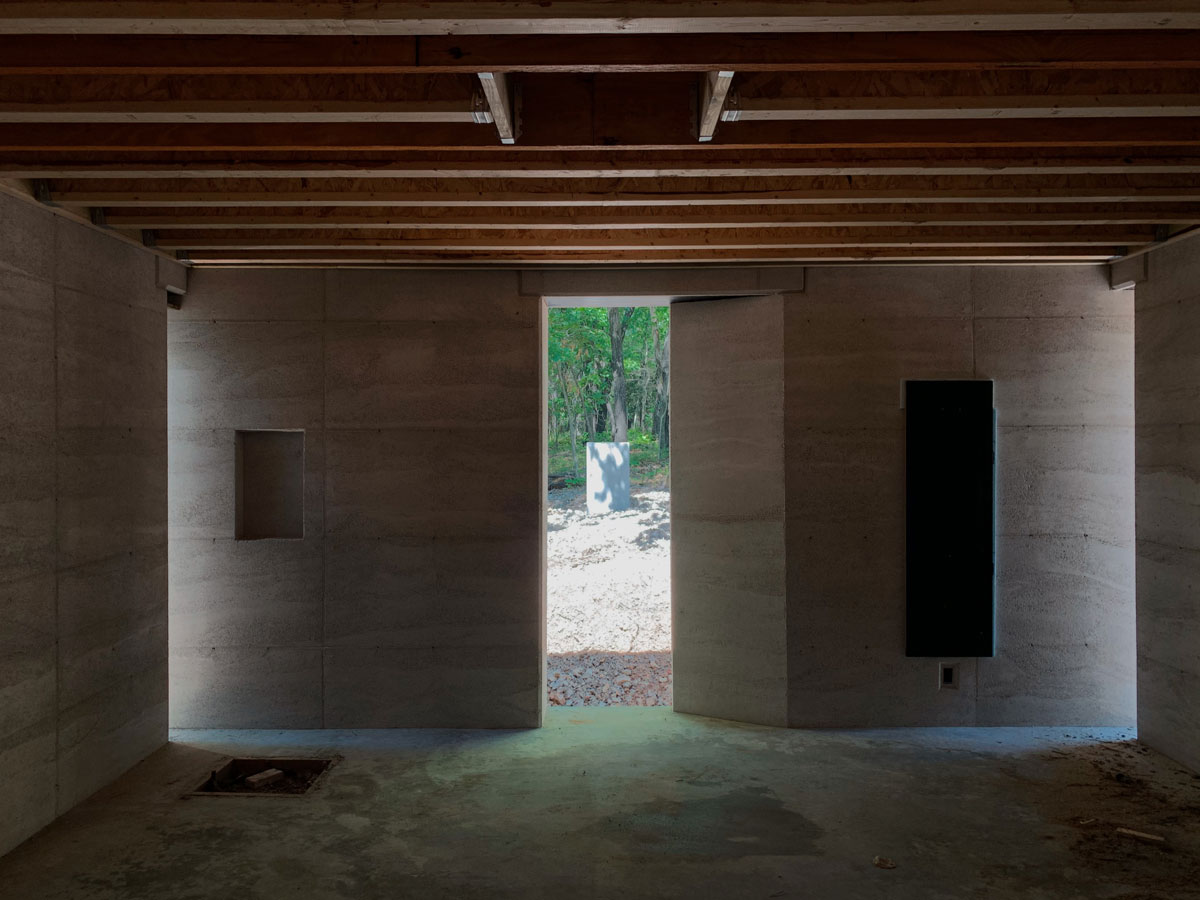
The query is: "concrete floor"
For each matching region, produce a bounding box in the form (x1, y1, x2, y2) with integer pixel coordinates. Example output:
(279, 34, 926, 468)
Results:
(1, 710, 1198, 900)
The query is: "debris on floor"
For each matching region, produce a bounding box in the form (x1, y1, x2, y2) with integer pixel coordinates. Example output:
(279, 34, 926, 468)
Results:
(1115, 827, 1167, 845)
(245, 768, 283, 788)
(873, 856, 898, 869)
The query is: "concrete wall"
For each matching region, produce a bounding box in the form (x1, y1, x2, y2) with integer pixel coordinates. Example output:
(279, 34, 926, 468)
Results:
(0, 192, 167, 857)
(785, 266, 1135, 726)
(672, 296, 789, 727)
(1135, 238, 1200, 770)
(168, 268, 543, 728)
(165, 262, 1134, 733)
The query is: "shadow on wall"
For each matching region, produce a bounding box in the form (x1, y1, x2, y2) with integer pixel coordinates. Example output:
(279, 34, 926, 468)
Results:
(548, 651, 672, 707)
(587, 441, 631, 514)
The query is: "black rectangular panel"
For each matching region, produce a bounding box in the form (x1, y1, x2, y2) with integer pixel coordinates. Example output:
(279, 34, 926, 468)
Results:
(905, 380, 995, 657)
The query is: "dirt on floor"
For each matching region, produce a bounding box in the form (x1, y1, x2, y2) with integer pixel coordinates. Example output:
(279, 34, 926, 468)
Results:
(1030, 735, 1200, 898)
(546, 484, 670, 706)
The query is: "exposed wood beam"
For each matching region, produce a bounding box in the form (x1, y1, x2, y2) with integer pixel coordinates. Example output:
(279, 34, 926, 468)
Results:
(6, 151, 1200, 179)
(416, 31, 1200, 72)
(726, 69, 1200, 121)
(1, 2, 1198, 35)
(150, 224, 1154, 250)
(699, 71, 735, 142)
(477, 72, 517, 144)
(727, 97, 1200, 120)
(0, 73, 484, 123)
(6, 116, 1200, 151)
(178, 248, 1121, 265)
(4, 32, 1200, 74)
(11, 70, 1200, 126)
(706, 118, 1200, 149)
(99, 202, 1200, 230)
(44, 174, 1200, 207)
(0, 102, 486, 125)
(7, 70, 1200, 125)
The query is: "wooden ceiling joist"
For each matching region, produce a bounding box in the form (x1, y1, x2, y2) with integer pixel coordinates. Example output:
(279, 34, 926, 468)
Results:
(5, 9, 1195, 267)
(726, 69, 1200, 121)
(148, 224, 1155, 250)
(177, 248, 1122, 265)
(7, 115, 1200, 151)
(44, 174, 1200, 207)
(3, 31, 1200, 75)
(2, 2, 1198, 35)
(6, 69, 1200, 126)
(97, 202, 1200, 230)
(6, 151, 1200, 180)
(0, 73, 488, 124)
(0, 101, 489, 125)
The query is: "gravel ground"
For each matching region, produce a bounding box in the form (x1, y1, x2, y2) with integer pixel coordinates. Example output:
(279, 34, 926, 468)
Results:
(546, 485, 671, 706)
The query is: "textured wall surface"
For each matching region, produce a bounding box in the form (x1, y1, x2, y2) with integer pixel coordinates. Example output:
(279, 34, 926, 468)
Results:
(785, 266, 1135, 727)
(0, 192, 167, 857)
(165, 262, 1133, 735)
(168, 268, 543, 728)
(1135, 239, 1200, 770)
(672, 296, 789, 727)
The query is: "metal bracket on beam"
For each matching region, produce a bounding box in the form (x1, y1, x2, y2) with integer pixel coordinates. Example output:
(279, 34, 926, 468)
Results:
(470, 86, 494, 125)
(699, 70, 735, 142)
(477, 72, 517, 145)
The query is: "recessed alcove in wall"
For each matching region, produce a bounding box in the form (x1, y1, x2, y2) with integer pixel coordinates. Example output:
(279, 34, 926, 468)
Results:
(235, 430, 304, 540)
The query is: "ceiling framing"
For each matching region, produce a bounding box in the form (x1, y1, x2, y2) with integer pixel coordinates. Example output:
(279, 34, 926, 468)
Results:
(2, 3, 1199, 267)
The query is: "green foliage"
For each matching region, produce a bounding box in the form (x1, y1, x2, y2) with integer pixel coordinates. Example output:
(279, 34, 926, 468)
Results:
(548, 306, 670, 478)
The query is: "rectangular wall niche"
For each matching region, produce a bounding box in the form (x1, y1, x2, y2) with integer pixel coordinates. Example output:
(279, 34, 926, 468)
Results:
(905, 380, 995, 658)
(235, 430, 304, 540)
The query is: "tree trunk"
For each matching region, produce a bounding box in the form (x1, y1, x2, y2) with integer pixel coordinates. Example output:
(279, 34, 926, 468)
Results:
(556, 361, 582, 476)
(569, 415, 579, 476)
(636, 310, 653, 431)
(654, 326, 670, 455)
(607, 307, 635, 443)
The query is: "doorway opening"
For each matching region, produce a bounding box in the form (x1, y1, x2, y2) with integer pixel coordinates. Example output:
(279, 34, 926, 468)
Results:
(546, 303, 671, 706)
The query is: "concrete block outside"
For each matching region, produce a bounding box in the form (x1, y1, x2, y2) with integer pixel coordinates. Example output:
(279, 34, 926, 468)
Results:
(586, 442, 630, 515)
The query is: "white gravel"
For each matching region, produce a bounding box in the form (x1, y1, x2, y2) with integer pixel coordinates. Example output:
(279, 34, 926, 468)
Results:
(546, 485, 671, 706)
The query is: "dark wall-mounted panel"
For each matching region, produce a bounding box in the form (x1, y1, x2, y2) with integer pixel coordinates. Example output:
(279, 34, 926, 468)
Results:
(235, 430, 304, 540)
(905, 380, 995, 658)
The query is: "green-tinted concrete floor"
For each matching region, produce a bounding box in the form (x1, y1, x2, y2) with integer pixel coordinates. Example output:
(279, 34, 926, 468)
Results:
(2, 709, 1199, 900)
